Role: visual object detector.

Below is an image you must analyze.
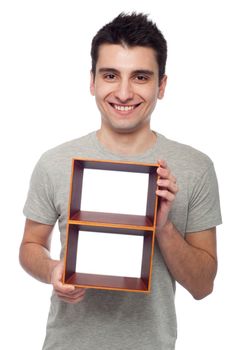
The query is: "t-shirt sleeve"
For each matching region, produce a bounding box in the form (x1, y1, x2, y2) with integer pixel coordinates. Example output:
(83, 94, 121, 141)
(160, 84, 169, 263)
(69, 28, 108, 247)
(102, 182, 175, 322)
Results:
(185, 162, 222, 233)
(23, 155, 58, 225)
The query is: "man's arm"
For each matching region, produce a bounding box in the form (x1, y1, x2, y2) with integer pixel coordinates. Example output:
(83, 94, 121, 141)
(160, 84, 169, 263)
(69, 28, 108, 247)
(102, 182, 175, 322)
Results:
(19, 219, 86, 303)
(156, 222, 217, 299)
(156, 160, 217, 300)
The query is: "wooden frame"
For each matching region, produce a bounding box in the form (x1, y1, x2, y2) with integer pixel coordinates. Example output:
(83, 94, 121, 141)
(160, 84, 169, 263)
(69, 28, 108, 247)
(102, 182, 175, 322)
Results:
(63, 157, 159, 293)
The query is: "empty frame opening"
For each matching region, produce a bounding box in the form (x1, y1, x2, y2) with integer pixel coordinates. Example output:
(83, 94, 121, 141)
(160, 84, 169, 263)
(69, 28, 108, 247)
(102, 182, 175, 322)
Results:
(81, 169, 149, 215)
(76, 231, 144, 278)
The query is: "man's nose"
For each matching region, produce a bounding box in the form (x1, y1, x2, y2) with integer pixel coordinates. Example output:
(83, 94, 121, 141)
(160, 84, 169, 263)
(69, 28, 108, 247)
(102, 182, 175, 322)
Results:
(114, 79, 134, 102)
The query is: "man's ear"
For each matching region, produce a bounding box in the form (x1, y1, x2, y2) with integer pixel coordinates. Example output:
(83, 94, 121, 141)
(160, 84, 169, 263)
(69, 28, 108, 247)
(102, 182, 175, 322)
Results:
(158, 75, 167, 99)
(90, 70, 95, 96)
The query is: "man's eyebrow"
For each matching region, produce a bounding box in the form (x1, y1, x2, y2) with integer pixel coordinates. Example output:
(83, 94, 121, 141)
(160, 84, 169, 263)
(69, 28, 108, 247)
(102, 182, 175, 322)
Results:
(98, 68, 119, 74)
(98, 68, 154, 76)
(132, 70, 154, 76)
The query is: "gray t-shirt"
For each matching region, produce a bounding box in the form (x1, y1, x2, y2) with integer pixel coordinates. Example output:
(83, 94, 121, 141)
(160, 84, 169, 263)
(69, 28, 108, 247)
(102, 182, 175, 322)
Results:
(23, 131, 222, 350)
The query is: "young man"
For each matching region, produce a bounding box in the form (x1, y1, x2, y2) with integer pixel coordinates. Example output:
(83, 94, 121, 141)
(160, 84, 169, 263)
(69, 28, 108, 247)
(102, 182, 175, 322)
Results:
(20, 13, 222, 350)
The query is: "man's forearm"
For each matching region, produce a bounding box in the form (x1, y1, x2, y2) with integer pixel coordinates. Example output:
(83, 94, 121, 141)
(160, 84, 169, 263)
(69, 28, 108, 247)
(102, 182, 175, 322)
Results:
(19, 242, 59, 284)
(156, 221, 217, 299)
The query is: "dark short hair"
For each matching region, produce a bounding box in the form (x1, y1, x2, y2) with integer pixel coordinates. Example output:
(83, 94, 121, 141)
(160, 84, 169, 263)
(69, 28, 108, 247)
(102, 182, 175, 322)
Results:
(91, 12, 167, 83)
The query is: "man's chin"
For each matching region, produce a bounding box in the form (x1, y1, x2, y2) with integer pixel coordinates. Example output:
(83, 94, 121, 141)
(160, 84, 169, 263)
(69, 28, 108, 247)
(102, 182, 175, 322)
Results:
(109, 124, 140, 134)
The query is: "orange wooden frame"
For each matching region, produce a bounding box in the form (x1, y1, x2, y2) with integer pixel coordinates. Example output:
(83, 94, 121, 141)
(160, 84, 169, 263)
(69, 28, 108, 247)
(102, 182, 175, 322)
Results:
(63, 157, 159, 293)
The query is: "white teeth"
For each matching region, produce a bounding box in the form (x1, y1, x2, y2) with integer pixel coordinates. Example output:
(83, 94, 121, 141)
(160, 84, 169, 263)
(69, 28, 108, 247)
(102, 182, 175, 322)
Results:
(113, 104, 135, 111)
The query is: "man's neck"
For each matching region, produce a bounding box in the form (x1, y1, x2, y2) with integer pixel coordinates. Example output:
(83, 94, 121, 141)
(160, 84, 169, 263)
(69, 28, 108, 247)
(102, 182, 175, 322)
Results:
(96, 127, 157, 156)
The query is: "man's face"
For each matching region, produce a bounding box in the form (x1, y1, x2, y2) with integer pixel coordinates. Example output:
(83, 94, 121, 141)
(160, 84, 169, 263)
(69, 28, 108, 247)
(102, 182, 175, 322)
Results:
(90, 44, 167, 134)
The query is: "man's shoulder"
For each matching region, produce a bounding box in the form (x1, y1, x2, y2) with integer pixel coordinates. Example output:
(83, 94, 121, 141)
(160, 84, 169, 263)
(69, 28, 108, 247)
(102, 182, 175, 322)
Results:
(34, 131, 97, 175)
(157, 133, 214, 173)
(40, 131, 95, 161)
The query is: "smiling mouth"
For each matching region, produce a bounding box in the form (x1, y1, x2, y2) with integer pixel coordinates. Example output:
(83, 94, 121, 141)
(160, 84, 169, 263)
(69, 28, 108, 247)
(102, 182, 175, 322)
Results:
(109, 103, 142, 111)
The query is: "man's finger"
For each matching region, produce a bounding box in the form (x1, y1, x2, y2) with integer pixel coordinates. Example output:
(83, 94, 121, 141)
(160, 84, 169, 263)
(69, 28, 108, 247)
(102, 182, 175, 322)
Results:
(157, 179, 179, 194)
(53, 280, 75, 293)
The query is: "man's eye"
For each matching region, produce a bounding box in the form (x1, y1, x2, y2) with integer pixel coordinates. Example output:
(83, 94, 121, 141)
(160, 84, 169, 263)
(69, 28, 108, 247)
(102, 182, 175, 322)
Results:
(136, 75, 148, 81)
(104, 74, 116, 80)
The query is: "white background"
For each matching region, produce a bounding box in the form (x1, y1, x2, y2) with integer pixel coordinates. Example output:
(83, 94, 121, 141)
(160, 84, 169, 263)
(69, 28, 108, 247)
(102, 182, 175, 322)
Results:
(76, 232, 144, 278)
(81, 169, 149, 214)
(0, 0, 231, 349)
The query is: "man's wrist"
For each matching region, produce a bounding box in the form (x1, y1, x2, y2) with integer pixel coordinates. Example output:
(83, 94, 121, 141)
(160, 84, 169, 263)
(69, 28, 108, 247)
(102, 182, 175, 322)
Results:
(156, 220, 174, 240)
(47, 259, 60, 284)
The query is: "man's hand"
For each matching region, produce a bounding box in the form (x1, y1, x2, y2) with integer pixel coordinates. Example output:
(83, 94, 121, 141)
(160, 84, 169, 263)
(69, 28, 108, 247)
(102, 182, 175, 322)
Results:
(156, 159, 178, 232)
(51, 261, 86, 304)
